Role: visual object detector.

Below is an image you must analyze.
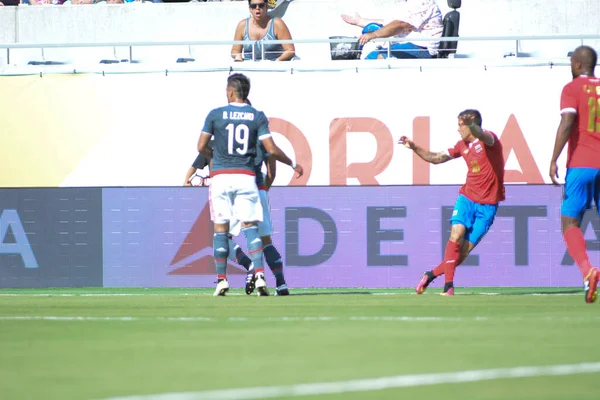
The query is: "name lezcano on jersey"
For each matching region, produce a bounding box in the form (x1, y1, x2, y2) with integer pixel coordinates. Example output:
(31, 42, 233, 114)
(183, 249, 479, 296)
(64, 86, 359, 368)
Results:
(222, 111, 255, 121)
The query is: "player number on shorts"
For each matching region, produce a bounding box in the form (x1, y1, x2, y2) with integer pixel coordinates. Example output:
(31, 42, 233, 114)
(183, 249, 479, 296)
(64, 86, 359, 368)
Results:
(588, 97, 600, 133)
(226, 123, 250, 155)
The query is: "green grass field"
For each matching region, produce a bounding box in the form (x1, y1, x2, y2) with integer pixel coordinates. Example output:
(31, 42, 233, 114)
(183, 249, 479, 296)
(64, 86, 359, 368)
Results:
(1, 288, 599, 400)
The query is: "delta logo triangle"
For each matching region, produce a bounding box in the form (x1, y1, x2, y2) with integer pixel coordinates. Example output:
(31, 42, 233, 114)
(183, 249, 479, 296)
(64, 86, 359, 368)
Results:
(168, 203, 245, 275)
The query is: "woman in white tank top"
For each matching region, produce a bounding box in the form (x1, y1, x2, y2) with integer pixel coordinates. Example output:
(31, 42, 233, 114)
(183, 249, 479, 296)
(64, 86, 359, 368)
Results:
(231, 0, 296, 61)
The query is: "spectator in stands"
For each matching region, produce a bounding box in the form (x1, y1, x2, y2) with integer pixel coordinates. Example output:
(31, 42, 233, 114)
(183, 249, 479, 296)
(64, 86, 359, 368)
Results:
(0, 0, 20, 6)
(231, 0, 296, 61)
(341, 0, 443, 59)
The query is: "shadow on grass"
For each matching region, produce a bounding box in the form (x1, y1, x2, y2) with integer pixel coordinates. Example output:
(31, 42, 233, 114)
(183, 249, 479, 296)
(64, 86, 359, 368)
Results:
(289, 291, 375, 296)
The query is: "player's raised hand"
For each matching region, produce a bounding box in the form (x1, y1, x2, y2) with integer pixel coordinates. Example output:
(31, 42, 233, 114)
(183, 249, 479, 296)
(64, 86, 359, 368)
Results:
(458, 114, 477, 127)
(549, 161, 560, 186)
(293, 164, 304, 179)
(398, 136, 416, 150)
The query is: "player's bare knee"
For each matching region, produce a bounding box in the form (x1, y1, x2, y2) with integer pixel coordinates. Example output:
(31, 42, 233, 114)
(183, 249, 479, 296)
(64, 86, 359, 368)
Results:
(561, 216, 580, 233)
(241, 221, 258, 229)
(214, 223, 229, 233)
(261, 235, 272, 246)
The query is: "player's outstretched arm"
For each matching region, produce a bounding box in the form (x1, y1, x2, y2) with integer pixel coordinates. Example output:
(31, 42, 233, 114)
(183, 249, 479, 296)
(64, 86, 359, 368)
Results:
(398, 136, 453, 165)
(260, 136, 303, 178)
(549, 112, 576, 185)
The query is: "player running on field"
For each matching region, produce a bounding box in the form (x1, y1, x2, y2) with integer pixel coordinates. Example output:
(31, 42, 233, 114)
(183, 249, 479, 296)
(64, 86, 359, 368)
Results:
(399, 109, 505, 296)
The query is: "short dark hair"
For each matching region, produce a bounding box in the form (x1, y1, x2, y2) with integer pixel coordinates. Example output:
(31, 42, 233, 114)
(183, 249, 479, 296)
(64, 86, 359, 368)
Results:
(227, 73, 251, 100)
(573, 45, 598, 71)
(458, 109, 483, 126)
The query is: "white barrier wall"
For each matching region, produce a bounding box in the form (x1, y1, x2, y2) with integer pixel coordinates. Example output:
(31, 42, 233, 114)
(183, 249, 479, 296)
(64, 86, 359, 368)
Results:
(0, 65, 577, 187)
(0, 0, 599, 65)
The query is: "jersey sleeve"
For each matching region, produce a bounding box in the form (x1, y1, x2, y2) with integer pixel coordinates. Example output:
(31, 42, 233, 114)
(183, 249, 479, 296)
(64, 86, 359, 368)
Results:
(560, 83, 577, 115)
(446, 141, 462, 159)
(201, 109, 216, 135)
(256, 111, 272, 140)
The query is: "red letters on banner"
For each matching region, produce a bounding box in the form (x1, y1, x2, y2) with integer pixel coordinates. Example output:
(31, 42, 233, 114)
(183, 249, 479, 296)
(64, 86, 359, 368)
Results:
(270, 114, 542, 186)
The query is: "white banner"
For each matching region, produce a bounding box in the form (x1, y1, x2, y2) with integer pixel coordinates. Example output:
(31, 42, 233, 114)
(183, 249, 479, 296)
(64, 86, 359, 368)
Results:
(0, 66, 571, 187)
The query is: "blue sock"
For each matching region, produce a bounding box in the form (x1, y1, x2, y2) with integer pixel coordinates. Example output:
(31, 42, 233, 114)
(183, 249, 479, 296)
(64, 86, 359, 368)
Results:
(242, 226, 264, 274)
(264, 244, 285, 287)
(213, 232, 229, 280)
(228, 238, 252, 271)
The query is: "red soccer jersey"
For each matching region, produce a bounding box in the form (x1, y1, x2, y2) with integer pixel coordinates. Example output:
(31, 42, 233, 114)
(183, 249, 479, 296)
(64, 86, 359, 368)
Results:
(560, 75, 600, 169)
(447, 131, 505, 205)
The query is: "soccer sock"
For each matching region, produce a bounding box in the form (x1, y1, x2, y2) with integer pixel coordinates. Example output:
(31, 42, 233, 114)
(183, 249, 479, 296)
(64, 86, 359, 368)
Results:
(264, 244, 285, 287)
(213, 232, 229, 280)
(242, 226, 264, 274)
(432, 262, 445, 277)
(227, 239, 252, 271)
(443, 240, 461, 284)
(564, 227, 593, 279)
(432, 253, 466, 277)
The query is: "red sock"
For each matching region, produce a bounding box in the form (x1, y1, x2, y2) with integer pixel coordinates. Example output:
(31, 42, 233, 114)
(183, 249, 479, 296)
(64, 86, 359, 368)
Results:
(432, 253, 466, 277)
(217, 274, 227, 280)
(564, 227, 592, 279)
(432, 262, 445, 277)
(443, 240, 461, 284)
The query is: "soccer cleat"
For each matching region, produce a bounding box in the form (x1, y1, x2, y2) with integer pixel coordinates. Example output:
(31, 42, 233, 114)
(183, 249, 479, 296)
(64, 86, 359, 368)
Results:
(441, 282, 454, 296)
(584, 267, 599, 304)
(416, 271, 435, 295)
(213, 279, 230, 297)
(275, 284, 290, 296)
(255, 273, 270, 297)
(245, 271, 256, 295)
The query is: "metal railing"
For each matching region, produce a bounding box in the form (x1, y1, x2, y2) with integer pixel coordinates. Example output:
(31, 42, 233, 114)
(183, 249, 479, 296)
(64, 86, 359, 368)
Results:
(1, 34, 598, 73)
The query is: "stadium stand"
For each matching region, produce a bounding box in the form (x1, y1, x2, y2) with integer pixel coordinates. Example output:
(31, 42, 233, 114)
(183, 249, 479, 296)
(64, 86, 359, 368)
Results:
(0, 0, 598, 70)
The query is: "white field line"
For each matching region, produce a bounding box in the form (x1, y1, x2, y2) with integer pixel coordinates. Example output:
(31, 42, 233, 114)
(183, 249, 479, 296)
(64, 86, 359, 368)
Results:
(0, 316, 477, 322)
(0, 292, 581, 297)
(103, 362, 600, 400)
(0, 293, 199, 297)
(1, 315, 598, 323)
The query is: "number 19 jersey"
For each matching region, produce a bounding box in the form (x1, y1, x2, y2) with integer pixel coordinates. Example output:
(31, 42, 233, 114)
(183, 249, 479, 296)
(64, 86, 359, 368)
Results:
(561, 75, 600, 169)
(202, 103, 272, 176)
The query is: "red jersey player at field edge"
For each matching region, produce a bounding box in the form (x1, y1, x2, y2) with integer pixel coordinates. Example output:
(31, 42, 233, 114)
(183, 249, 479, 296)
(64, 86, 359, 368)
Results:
(549, 45, 600, 304)
(399, 109, 505, 296)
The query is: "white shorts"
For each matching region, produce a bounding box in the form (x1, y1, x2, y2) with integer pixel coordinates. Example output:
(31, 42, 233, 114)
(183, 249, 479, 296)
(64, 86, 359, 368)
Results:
(229, 189, 272, 237)
(209, 173, 263, 225)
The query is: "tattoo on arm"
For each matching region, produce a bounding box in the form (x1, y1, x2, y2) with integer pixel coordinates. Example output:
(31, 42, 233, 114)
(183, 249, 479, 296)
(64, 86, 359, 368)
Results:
(414, 147, 452, 164)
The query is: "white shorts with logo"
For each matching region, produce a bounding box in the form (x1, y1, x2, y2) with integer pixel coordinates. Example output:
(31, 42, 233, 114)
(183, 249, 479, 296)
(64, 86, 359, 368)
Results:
(209, 173, 263, 225)
(229, 189, 272, 237)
